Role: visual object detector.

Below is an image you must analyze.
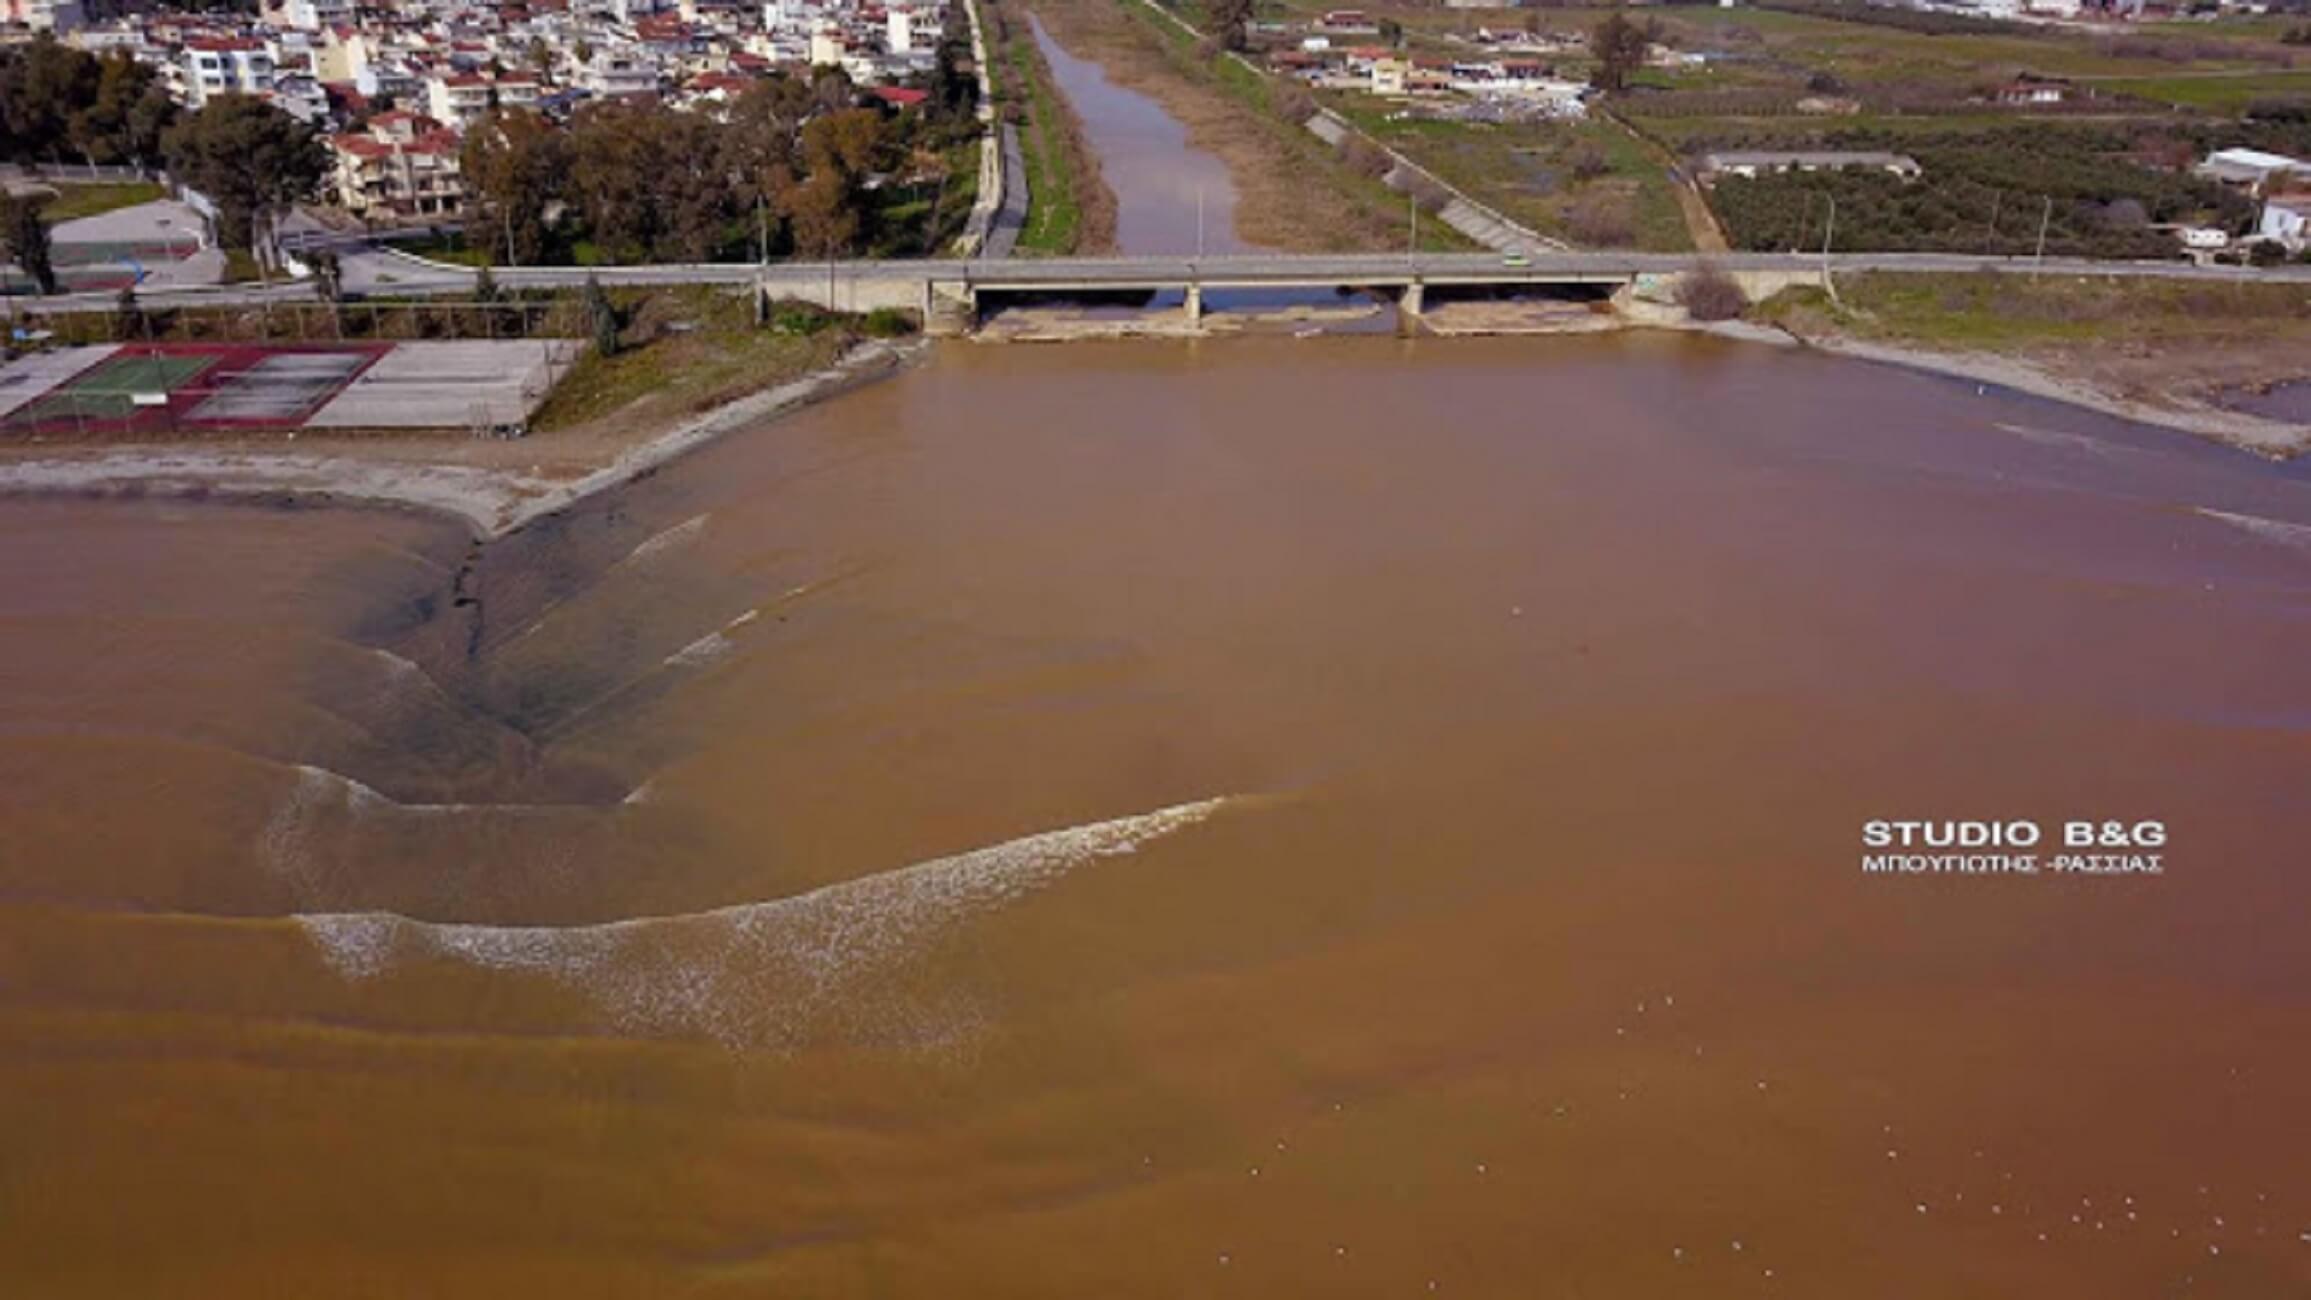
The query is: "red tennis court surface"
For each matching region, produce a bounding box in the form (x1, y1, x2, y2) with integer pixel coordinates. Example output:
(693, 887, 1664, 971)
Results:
(1, 342, 391, 438)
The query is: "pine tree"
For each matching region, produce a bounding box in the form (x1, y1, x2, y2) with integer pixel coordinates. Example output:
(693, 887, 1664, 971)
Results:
(583, 274, 619, 358)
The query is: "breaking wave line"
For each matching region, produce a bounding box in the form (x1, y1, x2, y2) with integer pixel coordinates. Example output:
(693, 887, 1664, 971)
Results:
(2197, 507, 2311, 555)
(293, 796, 1240, 1048)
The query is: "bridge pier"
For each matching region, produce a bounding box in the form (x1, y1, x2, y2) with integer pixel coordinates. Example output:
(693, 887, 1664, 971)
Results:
(1184, 283, 1203, 330)
(1397, 280, 1425, 336)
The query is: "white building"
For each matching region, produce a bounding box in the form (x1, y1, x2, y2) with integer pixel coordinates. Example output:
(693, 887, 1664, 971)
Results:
(274, 0, 353, 32)
(580, 50, 661, 96)
(182, 37, 277, 107)
(2262, 197, 2310, 251)
(2198, 147, 2309, 196)
(271, 72, 330, 125)
(3, 0, 85, 33)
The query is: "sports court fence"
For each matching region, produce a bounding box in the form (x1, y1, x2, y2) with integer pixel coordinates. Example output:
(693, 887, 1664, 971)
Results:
(15, 298, 594, 349)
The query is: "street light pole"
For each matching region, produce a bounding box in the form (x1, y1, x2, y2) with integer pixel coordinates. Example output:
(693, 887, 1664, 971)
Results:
(2033, 195, 2052, 277)
(1820, 193, 1836, 298)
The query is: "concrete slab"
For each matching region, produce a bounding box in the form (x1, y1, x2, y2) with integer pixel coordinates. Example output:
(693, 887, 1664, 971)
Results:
(305, 340, 583, 431)
(49, 198, 222, 291)
(0, 346, 119, 420)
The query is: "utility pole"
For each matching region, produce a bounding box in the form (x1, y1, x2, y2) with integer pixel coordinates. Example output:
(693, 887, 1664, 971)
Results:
(1196, 187, 1205, 259)
(2032, 195, 2052, 276)
(1820, 193, 1836, 301)
(503, 207, 516, 269)
(254, 211, 273, 336)
(1408, 193, 1418, 261)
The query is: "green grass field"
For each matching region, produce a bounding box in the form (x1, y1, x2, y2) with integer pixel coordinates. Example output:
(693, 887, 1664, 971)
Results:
(2090, 70, 2311, 113)
(34, 182, 168, 224)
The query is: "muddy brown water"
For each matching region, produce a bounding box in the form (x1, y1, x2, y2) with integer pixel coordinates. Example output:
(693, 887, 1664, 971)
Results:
(3, 335, 2309, 1295)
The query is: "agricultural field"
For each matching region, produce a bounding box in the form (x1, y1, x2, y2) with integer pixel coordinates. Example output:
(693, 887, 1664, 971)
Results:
(1247, 0, 2311, 254)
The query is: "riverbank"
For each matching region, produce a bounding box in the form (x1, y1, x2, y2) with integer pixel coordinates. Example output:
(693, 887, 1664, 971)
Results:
(0, 338, 927, 536)
(0, 305, 2295, 534)
(1751, 274, 2311, 457)
(1781, 331, 2310, 457)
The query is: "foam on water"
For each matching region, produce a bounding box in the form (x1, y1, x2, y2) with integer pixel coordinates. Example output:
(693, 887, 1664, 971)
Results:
(664, 630, 734, 669)
(619, 513, 710, 568)
(294, 795, 1239, 1048)
(256, 763, 649, 906)
(2197, 507, 2311, 555)
(1995, 422, 2111, 456)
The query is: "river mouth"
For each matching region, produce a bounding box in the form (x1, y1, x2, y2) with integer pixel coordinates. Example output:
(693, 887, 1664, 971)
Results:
(5, 332, 2310, 1291)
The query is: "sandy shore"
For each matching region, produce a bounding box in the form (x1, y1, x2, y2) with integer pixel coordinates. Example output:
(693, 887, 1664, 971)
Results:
(1773, 332, 2309, 458)
(0, 339, 927, 537)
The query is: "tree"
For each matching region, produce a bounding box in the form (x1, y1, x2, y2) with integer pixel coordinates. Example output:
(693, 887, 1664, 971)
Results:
(783, 108, 887, 257)
(583, 274, 619, 357)
(462, 108, 565, 265)
(1210, 0, 1255, 53)
(163, 94, 328, 254)
(309, 249, 343, 302)
(0, 192, 57, 295)
(658, 109, 735, 261)
(568, 99, 664, 261)
(1588, 12, 1652, 95)
(0, 38, 99, 163)
(785, 170, 861, 257)
(473, 262, 500, 305)
(70, 53, 176, 168)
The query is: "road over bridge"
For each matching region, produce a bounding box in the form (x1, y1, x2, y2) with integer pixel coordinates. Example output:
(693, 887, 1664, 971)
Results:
(30, 249, 2311, 329)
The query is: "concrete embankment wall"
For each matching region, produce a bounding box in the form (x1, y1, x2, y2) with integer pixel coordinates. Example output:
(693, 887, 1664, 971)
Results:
(1301, 110, 1566, 257)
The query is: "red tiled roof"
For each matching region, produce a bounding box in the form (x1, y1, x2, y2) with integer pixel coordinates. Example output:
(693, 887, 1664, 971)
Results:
(869, 85, 928, 107)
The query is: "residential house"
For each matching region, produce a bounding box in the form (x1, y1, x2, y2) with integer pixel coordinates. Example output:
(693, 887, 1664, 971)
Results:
(330, 110, 466, 221)
(2261, 195, 2310, 251)
(2197, 147, 2309, 197)
(182, 37, 277, 107)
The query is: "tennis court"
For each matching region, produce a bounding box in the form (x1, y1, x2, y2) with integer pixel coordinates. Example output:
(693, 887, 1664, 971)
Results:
(0, 340, 576, 438)
(4, 350, 215, 431)
(0, 343, 387, 437)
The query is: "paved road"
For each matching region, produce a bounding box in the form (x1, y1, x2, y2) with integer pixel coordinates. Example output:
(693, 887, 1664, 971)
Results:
(26, 247, 2311, 312)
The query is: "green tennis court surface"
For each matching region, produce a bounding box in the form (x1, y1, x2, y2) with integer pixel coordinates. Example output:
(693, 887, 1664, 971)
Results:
(10, 352, 216, 424)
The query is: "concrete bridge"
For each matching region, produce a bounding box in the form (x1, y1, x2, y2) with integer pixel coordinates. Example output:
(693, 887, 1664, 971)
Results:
(752, 251, 2309, 335)
(30, 248, 2311, 325)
